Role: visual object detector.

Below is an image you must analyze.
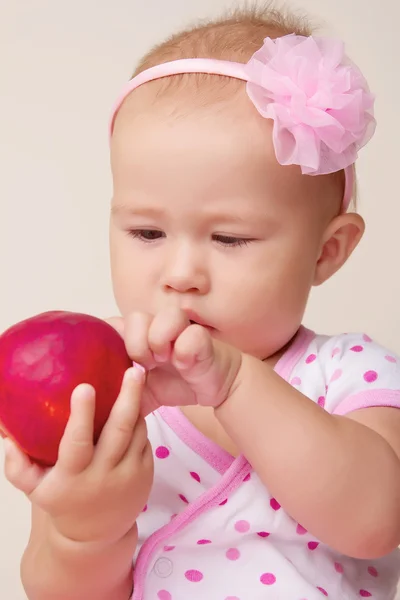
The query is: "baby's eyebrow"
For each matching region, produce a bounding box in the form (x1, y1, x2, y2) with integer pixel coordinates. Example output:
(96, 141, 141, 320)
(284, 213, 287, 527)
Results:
(110, 203, 164, 218)
(111, 203, 266, 224)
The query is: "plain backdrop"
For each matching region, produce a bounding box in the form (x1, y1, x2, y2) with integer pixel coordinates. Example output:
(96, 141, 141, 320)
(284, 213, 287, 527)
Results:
(1, 0, 399, 597)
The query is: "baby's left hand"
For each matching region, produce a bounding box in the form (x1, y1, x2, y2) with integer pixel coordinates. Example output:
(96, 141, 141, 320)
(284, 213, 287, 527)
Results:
(108, 308, 243, 415)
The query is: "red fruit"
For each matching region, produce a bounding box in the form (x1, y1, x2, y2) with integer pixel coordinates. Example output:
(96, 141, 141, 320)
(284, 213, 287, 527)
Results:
(0, 311, 132, 466)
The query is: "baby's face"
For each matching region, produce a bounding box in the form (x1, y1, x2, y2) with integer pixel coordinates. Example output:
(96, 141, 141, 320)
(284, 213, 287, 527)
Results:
(109, 92, 338, 359)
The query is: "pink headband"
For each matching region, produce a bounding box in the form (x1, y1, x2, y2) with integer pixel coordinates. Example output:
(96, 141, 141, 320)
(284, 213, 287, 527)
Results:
(110, 35, 376, 211)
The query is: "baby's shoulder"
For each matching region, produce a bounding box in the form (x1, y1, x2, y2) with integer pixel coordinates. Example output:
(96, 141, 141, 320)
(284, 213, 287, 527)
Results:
(312, 331, 399, 371)
(292, 330, 400, 415)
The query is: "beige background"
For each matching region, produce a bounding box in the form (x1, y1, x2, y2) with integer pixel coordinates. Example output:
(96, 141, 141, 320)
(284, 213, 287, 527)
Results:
(1, 0, 399, 597)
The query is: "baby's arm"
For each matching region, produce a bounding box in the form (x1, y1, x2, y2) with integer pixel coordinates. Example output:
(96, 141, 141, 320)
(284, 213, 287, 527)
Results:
(21, 505, 137, 600)
(4, 365, 153, 600)
(215, 353, 400, 559)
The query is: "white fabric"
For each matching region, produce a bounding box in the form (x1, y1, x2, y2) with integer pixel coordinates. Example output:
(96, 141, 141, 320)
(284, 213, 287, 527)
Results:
(131, 330, 400, 599)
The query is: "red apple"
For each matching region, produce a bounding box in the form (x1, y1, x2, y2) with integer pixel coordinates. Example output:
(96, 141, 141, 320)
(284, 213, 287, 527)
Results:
(0, 311, 132, 466)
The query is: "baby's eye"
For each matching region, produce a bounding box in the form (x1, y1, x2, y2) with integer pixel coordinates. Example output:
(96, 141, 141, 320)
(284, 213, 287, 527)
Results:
(128, 229, 165, 242)
(213, 235, 253, 247)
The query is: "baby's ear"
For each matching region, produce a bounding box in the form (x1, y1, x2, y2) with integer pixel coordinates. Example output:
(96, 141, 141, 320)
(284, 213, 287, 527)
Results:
(313, 213, 365, 286)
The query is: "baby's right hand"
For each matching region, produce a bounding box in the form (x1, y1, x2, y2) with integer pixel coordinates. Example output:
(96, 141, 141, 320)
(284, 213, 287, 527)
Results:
(3, 365, 153, 546)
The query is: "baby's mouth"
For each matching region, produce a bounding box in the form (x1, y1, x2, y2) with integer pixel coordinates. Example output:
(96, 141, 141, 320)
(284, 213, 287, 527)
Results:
(189, 319, 215, 332)
(184, 309, 216, 331)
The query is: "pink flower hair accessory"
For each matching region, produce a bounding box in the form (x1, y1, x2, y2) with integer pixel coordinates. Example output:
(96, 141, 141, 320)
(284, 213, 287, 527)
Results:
(245, 35, 376, 176)
(110, 34, 377, 210)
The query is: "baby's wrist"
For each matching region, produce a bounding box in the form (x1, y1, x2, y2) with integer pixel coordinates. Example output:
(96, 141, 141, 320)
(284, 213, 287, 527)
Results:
(212, 351, 247, 412)
(47, 516, 138, 555)
(214, 351, 269, 414)
(23, 515, 137, 600)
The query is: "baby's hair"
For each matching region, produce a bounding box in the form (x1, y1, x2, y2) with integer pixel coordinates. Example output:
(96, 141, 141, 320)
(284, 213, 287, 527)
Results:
(132, 2, 315, 102)
(128, 2, 357, 209)
(134, 2, 314, 73)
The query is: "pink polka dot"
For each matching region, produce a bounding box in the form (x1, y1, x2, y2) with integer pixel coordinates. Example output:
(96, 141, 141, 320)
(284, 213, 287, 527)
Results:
(308, 541, 319, 550)
(219, 498, 228, 506)
(368, 566, 379, 577)
(142, 504, 148, 512)
(317, 396, 326, 408)
(260, 573, 276, 585)
(185, 570, 203, 582)
(226, 548, 241, 561)
(351, 345, 364, 353)
(359, 591, 372, 598)
(257, 531, 270, 538)
(290, 376, 302, 386)
(190, 471, 201, 483)
(156, 446, 170, 459)
(163, 545, 175, 552)
(296, 524, 307, 535)
(197, 539, 212, 545)
(243, 473, 251, 482)
(332, 347, 340, 357)
(363, 370, 378, 383)
(385, 355, 397, 363)
(157, 591, 172, 600)
(225, 597, 240, 600)
(334, 562, 344, 574)
(306, 354, 317, 364)
(317, 587, 328, 596)
(270, 498, 281, 511)
(363, 334, 372, 342)
(170, 514, 177, 521)
(330, 369, 342, 383)
(179, 494, 189, 504)
(235, 520, 250, 533)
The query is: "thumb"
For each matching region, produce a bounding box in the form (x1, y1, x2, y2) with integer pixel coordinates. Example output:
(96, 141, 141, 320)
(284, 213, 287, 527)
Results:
(3, 438, 46, 496)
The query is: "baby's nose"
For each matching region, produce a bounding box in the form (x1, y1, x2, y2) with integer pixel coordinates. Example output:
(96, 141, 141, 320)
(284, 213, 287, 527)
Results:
(161, 246, 210, 295)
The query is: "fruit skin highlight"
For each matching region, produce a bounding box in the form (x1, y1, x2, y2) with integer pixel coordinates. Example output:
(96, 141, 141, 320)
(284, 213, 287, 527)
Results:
(0, 311, 132, 466)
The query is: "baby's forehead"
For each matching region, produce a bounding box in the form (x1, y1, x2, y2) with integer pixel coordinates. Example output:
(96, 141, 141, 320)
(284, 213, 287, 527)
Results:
(112, 71, 268, 141)
(112, 88, 343, 221)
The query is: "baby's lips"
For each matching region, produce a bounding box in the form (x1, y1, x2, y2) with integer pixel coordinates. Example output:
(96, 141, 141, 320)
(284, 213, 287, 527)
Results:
(184, 311, 216, 331)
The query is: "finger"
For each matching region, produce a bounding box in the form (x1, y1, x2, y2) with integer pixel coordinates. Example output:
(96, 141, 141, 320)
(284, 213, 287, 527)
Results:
(149, 306, 189, 362)
(124, 312, 155, 369)
(3, 438, 45, 496)
(118, 436, 154, 515)
(94, 365, 145, 468)
(117, 416, 149, 473)
(173, 323, 214, 373)
(57, 384, 96, 474)
(104, 316, 125, 338)
(118, 432, 154, 490)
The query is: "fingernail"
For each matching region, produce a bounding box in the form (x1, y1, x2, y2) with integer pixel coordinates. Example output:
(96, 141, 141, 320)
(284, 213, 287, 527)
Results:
(154, 353, 167, 363)
(131, 362, 146, 381)
(174, 360, 187, 370)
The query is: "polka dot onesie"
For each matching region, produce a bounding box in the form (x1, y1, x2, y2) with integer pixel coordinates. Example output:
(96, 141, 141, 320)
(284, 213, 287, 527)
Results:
(131, 327, 400, 600)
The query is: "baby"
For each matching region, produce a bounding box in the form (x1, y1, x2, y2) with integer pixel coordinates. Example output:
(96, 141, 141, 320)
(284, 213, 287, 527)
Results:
(4, 5, 400, 600)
